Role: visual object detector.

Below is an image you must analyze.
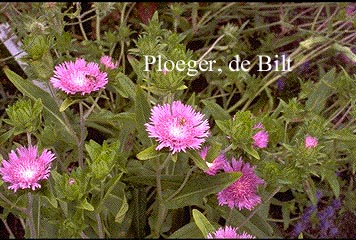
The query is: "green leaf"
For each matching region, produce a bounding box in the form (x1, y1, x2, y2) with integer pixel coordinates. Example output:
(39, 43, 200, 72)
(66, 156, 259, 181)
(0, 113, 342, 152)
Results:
(115, 194, 129, 224)
(192, 209, 216, 237)
(243, 144, 260, 160)
(215, 119, 231, 136)
(39, 182, 58, 208)
(281, 202, 291, 230)
(0, 129, 15, 145)
(3, 67, 76, 144)
(95, 173, 124, 213)
(202, 99, 230, 121)
(305, 177, 317, 205)
(305, 68, 335, 114)
(187, 149, 208, 171)
(136, 145, 163, 160)
(59, 97, 80, 112)
(124, 175, 184, 189)
(111, 72, 136, 99)
(135, 86, 152, 145)
(164, 172, 242, 209)
(300, 36, 326, 49)
(127, 55, 145, 82)
(332, 43, 356, 63)
(323, 170, 340, 198)
(205, 141, 222, 163)
(168, 222, 204, 239)
(176, 84, 188, 90)
(77, 198, 94, 211)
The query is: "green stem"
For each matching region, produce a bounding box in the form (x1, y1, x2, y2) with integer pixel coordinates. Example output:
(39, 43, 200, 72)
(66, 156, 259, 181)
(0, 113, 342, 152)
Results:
(2, 218, 15, 239)
(26, 132, 32, 147)
(27, 192, 36, 238)
(83, 89, 104, 119)
(222, 144, 233, 154)
(80, 231, 89, 239)
(95, 213, 104, 238)
(96, 10, 101, 42)
(48, 84, 80, 144)
(76, 3, 88, 41)
(154, 154, 171, 237)
(37, 197, 40, 237)
(78, 101, 85, 168)
(165, 166, 197, 202)
(237, 186, 282, 229)
(197, 34, 225, 63)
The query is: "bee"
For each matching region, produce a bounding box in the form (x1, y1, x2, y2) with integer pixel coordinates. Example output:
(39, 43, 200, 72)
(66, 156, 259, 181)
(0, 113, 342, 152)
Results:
(179, 118, 186, 125)
(85, 74, 96, 81)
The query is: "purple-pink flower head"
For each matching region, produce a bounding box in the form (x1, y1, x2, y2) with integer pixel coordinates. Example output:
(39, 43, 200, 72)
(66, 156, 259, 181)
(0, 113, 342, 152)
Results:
(100, 55, 118, 70)
(199, 146, 228, 175)
(252, 123, 269, 149)
(50, 58, 108, 95)
(206, 226, 255, 239)
(346, 3, 356, 16)
(217, 158, 264, 210)
(0, 146, 56, 192)
(145, 101, 210, 154)
(305, 135, 318, 148)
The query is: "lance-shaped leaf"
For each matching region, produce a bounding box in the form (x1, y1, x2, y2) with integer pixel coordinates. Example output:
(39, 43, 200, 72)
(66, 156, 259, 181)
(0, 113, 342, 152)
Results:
(136, 144, 163, 160)
(192, 209, 216, 237)
(164, 172, 242, 209)
(135, 86, 152, 145)
(202, 99, 230, 121)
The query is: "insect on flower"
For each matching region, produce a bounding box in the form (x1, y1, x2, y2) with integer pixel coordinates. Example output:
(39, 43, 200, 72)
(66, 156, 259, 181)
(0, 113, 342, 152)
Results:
(85, 74, 97, 81)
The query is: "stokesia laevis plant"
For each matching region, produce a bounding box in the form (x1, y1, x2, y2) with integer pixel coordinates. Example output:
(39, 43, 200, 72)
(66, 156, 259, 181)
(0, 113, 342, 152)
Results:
(1, 2, 355, 239)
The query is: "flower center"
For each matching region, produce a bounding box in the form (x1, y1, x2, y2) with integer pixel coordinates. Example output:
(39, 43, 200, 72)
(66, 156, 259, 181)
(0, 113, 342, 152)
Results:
(169, 125, 185, 138)
(169, 117, 187, 139)
(232, 180, 249, 196)
(20, 168, 35, 181)
(72, 73, 88, 87)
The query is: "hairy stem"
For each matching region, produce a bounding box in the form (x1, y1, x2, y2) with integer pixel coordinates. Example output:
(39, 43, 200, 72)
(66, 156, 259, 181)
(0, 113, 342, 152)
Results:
(95, 213, 104, 238)
(237, 186, 282, 229)
(165, 166, 197, 202)
(154, 154, 171, 237)
(78, 101, 85, 168)
(27, 192, 36, 238)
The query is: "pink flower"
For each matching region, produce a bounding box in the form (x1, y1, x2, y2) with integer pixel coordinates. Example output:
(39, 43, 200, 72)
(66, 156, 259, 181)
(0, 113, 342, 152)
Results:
(145, 101, 210, 154)
(346, 3, 356, 16)
(252, 123, 269, 148)
(68, 178, 75, 186)
(217, 158, 264, 210)
(0, 146, 56, 192)
(50, 58, 108, 95)
(305, 135, 318, 148)
(200, 146, 228, 175)
(206, 226, 255, 239)
(100, 55, 118, 70)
